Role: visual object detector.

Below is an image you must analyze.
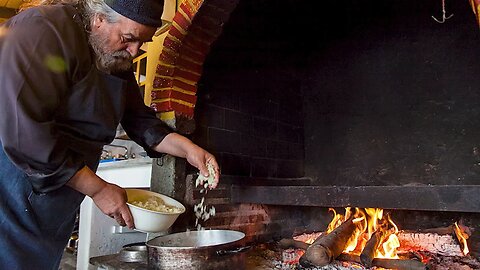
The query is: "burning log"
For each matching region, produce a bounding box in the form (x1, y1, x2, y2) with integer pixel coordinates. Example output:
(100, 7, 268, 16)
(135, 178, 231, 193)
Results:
(360, 230, 382, 267)
(415, 225, 455, 235)
(338, 253, 427, 270)
(299, 217, 356, 267)
(373, 258, 426, 270)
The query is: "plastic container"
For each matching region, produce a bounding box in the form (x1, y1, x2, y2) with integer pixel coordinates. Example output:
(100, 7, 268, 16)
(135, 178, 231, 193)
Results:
(125, 189, 186, 233)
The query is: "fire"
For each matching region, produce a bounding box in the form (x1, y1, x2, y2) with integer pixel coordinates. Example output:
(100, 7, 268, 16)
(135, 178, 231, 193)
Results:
(285, 209, 472, 268)
(454, 222, 470, 255)
(326, 208, 349, 233)
(324, 208, 401, 258)
(345, 208, 366, 254)
(284, 207, 471, 269)
(377, 233, 400, 258)
(374, 214, 400, 259)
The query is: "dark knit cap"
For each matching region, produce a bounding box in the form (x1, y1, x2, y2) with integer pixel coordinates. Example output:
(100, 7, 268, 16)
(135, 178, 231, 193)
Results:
(105, 0, 164, 27)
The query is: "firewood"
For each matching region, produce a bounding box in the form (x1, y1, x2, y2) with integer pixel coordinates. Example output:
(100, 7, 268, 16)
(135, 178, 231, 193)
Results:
(337, 253, 362, 263)
(373, 258, 427, 270)
(360, 230, 382, 267)
(299, 217, 356, 267)
(278, 239, 310, 250)
(338, 253, 427, 270)
(415, 225, 455, 235)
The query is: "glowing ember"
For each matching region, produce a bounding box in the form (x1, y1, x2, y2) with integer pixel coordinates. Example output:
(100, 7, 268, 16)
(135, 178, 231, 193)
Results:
(293, 232, 323, 245)
(282, 248, 305, 265)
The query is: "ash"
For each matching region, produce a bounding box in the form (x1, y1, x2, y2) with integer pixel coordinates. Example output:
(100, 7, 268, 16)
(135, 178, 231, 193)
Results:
(273, 261, 366, 270)
(246, 244, 366, 270)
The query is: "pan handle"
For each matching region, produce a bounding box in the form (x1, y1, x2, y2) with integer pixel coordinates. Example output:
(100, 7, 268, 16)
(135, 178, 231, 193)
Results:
(216, 246, 251, 256)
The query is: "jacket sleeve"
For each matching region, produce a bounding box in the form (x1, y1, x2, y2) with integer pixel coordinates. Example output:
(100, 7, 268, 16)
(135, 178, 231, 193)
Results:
(0, 16, 85, 193)
(120, 72, 173, 158)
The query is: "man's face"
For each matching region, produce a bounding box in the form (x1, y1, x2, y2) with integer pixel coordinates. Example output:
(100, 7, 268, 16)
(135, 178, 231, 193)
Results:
(89, 14, 157, 73)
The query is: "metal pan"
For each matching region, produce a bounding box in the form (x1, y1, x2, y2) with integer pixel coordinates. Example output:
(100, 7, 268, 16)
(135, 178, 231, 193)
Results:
(146, 230, 249, 270)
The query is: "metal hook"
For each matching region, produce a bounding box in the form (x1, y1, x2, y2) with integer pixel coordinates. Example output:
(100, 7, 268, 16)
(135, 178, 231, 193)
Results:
(432, 0, 453, 23)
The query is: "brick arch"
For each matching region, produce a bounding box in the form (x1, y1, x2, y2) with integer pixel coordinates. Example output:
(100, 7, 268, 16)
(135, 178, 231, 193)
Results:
(150, 0, 240, 119)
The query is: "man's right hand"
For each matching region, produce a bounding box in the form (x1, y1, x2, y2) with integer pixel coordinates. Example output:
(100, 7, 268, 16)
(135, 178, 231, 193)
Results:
(66, 166, 134, 229)
(91, 182, 134, 229)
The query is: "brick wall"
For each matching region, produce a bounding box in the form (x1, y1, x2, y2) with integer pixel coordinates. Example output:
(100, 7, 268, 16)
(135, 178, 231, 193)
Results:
(151, 0, 240, 118)
(184, 67, 307, 241)
(168, 0, 315, 242)
(167, 0, 319, 241)
(193, 68, 304, 179)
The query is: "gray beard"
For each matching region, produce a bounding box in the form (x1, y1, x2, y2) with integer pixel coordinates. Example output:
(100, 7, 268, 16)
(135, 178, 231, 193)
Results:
(88, 31, 134, 73)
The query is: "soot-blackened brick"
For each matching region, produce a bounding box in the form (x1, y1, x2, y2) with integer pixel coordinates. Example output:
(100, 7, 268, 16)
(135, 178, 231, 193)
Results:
(208, 128, 242, 153)
(225, 110, 253, 133)
(193, 188, 229, 200)
(197, 85, 240, 111)
(273, 141, 304, 161)
(278, 106, 303, 127)
(253, 117, 277, 139)
(276, 160, 304, 178)
(219, 153, 251, 176)
(265, 140, 278, 159)
(272, 141, 292, 160)
(191, 125, 208, 149)
(277, 123, 302, 143)
(240, 134, 267, 157)
(239, 133, 267, 157)
(251, 158, 277, 178)
(239, 95, 277, 120)
(196, 104, 225, 128)
(289, 143, 305, 160)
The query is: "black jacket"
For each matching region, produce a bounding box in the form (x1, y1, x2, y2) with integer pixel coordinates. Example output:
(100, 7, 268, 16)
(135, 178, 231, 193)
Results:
(0, 4, 171, 193)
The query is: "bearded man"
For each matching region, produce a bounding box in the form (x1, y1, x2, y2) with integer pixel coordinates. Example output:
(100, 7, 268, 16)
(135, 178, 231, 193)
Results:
(0, 0, 219, 268)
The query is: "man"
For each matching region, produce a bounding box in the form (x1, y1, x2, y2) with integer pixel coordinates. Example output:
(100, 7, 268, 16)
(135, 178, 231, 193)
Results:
(0, 0, 219, 268)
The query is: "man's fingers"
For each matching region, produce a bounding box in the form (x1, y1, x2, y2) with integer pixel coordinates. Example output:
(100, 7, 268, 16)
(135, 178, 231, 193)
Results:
(208, 157, 221, 188)
(115, 216, 126, 227)
(198, 162, 209, 177)
(121, 207, 135, 229)
(109, 214, 125, 226)
(108, 207, 134, 229)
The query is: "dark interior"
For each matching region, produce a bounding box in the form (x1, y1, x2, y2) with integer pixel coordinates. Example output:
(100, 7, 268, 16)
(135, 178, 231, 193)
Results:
(185, 0, 480, 249)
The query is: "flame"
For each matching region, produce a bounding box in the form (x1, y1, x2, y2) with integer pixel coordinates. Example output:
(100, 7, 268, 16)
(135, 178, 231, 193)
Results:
(326, 208, 345, 233)
(345, 208, 367, 254)
(325, 208, 401, 258)
(365, 208, 383, 238)
(377, 233, 400, 258)
(454, 222, 470, 255)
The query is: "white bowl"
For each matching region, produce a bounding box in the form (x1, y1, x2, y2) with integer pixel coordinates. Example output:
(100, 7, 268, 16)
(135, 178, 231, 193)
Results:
(125, 189, 186, 233)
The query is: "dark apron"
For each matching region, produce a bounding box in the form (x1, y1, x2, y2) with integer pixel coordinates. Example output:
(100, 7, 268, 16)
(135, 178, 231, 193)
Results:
(0, 68, 127, 269)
